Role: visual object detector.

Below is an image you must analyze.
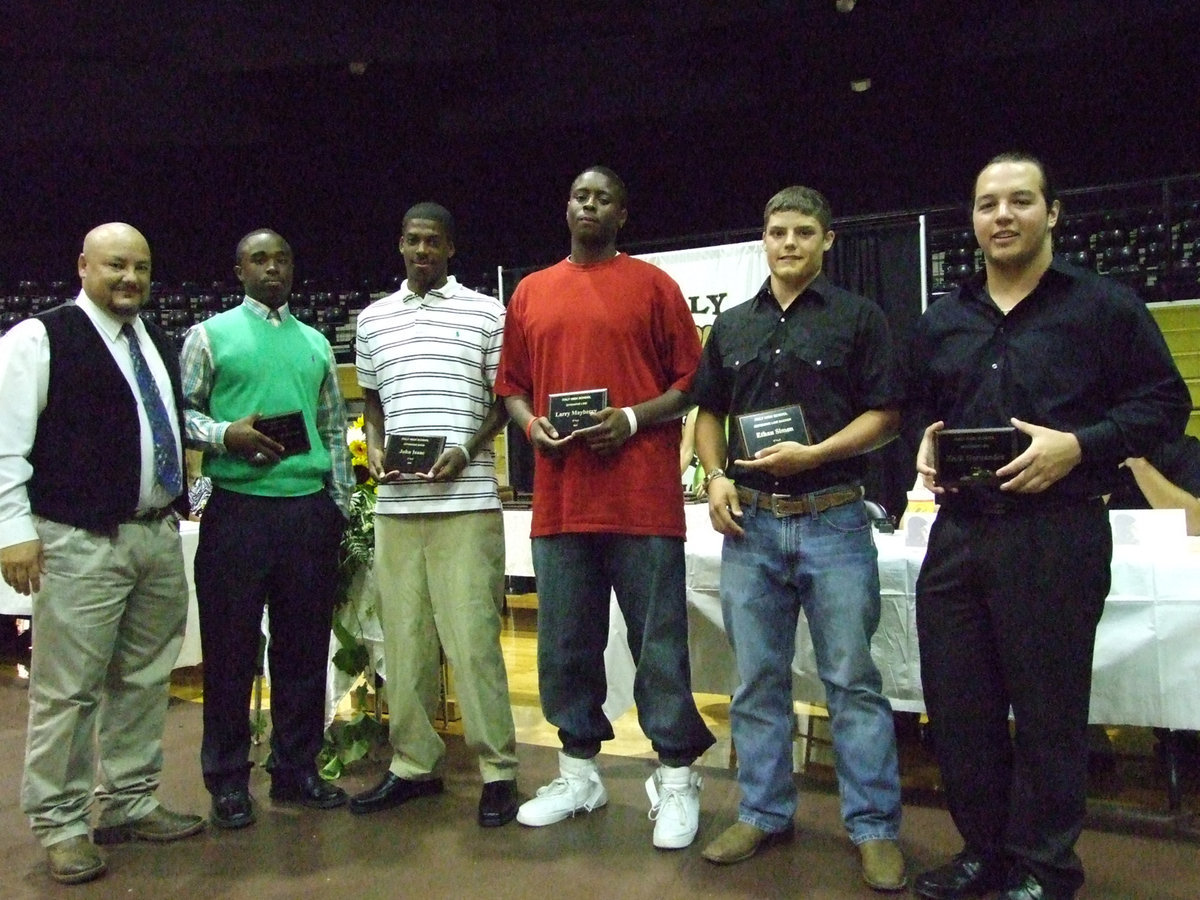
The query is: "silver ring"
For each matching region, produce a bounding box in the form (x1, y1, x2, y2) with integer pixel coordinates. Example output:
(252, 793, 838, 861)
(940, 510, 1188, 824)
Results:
(252, 452, 266, 463)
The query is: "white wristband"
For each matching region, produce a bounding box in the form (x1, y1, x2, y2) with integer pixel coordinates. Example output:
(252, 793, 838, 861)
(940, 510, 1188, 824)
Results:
(622, 406, 638, 436)
(454, 445, 471, 464)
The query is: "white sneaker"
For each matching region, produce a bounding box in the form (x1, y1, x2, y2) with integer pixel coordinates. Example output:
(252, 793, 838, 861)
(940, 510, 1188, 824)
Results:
(516, 752, 608, 827)
(646, 764, 702, 849)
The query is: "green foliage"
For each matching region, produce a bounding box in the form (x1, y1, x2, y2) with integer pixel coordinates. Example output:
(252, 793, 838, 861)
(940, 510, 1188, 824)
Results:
(318, 705, 388, 780)
(322, 476, 386, 781)
(339, 485, 377, 579)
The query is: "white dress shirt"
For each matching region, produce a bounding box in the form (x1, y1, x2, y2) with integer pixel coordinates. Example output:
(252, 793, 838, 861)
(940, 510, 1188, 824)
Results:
(0, 291, 182, 548)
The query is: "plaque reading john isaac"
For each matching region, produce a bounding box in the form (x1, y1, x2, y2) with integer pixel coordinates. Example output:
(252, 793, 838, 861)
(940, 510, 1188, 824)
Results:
(384, 434, 446, 474)
(548, 388, 608, 437)
(255, 410, 311, 458)
(934, 427, 1029, 487)
(736, 405, 812, 458)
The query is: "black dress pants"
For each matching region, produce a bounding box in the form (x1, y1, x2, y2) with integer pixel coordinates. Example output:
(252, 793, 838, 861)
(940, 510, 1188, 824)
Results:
(195, 487, 343, 793)
(915, 499, 1110, 898)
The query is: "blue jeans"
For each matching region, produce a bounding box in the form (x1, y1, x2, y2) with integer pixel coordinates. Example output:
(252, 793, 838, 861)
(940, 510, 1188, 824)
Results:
(532, 533, 715, 765)
(721, 494, 901, 842)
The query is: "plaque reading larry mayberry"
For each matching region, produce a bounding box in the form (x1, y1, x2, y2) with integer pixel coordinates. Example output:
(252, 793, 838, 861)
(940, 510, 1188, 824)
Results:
(934, 427, 1028, 487)
(736, 404, 812, 458)
(254, 410, 311, 458)
(384, 434, 447, 474)
(548, 388, 608, 437)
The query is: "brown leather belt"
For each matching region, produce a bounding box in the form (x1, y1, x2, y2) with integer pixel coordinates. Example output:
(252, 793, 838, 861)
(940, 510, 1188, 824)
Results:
(735, 485, 862, 518)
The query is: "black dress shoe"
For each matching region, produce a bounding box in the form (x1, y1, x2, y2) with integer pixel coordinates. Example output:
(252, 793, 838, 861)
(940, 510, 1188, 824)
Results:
(478, 779, 519, 827)
(270, 773, 348, 809)
(913, 852, 1006, 899)
(348, 772, 444, 815)
(211, 790, 255, 829)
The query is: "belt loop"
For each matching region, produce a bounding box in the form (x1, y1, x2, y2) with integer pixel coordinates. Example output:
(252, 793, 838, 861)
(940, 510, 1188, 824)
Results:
(741, 487, 758, 520)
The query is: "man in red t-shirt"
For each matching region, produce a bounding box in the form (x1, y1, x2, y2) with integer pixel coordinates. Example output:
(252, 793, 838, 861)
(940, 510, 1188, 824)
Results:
(495, 166, 714, 849)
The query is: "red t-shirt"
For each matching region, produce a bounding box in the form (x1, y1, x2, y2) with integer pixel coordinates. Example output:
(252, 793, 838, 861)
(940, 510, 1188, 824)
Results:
(495, 254, 701, 538)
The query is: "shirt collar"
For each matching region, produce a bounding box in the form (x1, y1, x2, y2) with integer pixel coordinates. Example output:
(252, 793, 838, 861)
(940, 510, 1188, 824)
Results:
(962, 255, 1074, 305)
(751, 272, 832, 310)
(76, 290, 139, 344)
(400, 275, 459, 304)
(242, 294, 291, 322)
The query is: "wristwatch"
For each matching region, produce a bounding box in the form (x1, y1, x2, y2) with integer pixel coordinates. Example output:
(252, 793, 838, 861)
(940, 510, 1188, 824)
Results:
(702, 467, 729, 489)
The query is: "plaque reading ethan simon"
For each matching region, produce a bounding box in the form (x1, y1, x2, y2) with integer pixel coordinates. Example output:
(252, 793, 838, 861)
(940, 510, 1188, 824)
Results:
(255, 410, 311, 458)
(548, 388, 608, 437)
(934, 427, 1027, 487)
(384, 434, 447, 474)
(736, 404, 812, 458)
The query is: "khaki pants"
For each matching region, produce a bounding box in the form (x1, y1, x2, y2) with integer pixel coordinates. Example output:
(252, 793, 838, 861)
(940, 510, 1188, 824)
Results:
(21, 515, 187, 846)
(374, 510, 518, 782)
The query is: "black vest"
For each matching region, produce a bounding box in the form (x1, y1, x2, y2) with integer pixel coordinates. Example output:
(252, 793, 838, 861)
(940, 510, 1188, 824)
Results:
(28, 303, 186, 531)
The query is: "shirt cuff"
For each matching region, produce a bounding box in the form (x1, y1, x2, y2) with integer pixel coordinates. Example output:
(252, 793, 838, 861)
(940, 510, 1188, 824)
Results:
(0, 516, 40, 550)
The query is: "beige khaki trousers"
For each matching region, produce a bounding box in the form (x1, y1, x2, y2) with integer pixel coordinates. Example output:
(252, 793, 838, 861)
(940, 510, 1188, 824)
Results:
(373, 510, 518, 782)
(21, 515, 187, 846)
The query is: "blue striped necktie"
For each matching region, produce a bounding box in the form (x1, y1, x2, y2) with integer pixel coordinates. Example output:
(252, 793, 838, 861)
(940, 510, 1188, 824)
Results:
(121, 324, 183, 497)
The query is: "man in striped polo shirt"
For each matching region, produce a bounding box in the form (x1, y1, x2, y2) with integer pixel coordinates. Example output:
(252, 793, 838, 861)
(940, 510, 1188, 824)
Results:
(351, 203, 520, 826)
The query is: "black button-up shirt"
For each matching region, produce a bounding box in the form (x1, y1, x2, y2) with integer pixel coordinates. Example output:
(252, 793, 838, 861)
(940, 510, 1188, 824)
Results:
(690, 273, 902, 495)
(906, 258, 1191, 504)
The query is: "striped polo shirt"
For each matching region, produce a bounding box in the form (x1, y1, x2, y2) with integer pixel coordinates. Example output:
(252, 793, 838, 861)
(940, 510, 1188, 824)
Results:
(355, 276, 505, 515)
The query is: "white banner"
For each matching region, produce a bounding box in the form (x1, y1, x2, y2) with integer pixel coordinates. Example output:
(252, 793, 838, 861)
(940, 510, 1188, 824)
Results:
(635, 240, 766, 344)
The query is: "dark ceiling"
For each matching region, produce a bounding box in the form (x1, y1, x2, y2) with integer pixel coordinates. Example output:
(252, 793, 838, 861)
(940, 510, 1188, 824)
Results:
(3, 1, 1199, 287)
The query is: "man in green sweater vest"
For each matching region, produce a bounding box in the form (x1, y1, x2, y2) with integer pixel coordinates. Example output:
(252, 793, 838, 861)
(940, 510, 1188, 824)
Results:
(181, 229, 353, 829)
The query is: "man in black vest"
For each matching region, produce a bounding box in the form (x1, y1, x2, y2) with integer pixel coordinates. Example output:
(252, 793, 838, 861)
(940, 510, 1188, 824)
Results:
(0, 223, 204, 885)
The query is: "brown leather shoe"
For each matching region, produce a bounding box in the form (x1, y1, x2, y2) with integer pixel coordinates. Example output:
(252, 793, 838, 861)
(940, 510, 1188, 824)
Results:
(93, 805, 206, 845)
(700, 820, 794, 865)
(47, 835, 106, 885)
(859, 838, 907, 892)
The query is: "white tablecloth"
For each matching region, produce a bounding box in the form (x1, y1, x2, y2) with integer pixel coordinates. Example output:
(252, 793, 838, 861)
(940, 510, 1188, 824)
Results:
(502, 505, 1200, 731)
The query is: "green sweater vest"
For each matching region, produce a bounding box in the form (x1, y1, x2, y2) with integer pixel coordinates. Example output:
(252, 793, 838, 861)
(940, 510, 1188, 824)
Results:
(203, 305, 332, 498)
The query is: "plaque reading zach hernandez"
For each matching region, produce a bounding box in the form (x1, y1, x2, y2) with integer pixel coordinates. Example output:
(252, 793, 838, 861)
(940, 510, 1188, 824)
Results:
(254, 410, 311, 458)
(736, 404, 812, 458)
(548, 388, 608, 437)
(934, 427, 1030, 487)
(384, 434, 447, 474)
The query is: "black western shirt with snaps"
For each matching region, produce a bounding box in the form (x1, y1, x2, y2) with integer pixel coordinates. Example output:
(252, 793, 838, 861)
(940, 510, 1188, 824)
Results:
(906, 258, 1190, 507)
(689, 274, 901, 496)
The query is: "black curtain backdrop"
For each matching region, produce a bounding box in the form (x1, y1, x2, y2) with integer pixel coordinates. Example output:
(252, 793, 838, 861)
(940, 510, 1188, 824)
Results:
(825, 219, 924, 522)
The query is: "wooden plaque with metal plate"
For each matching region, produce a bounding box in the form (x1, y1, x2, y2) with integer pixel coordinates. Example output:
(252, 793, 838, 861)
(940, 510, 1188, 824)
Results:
(547, 388, 608, 437)
(255, 410, 311, 458)
(384, 434, 446, 474)
(934, 427, 1028, 487)
(736, 404, 812, 457)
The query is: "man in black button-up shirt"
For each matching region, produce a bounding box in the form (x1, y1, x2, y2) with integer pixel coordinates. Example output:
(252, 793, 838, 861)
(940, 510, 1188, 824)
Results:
(690, 186, 907, 891)
(907, 153, 1189, 900)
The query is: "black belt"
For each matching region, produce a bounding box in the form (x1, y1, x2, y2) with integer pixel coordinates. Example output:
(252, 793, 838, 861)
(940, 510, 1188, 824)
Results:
(939, 494, 1104, 517)
(127, 506, 176, 523)
(735, 485, 862, 518)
